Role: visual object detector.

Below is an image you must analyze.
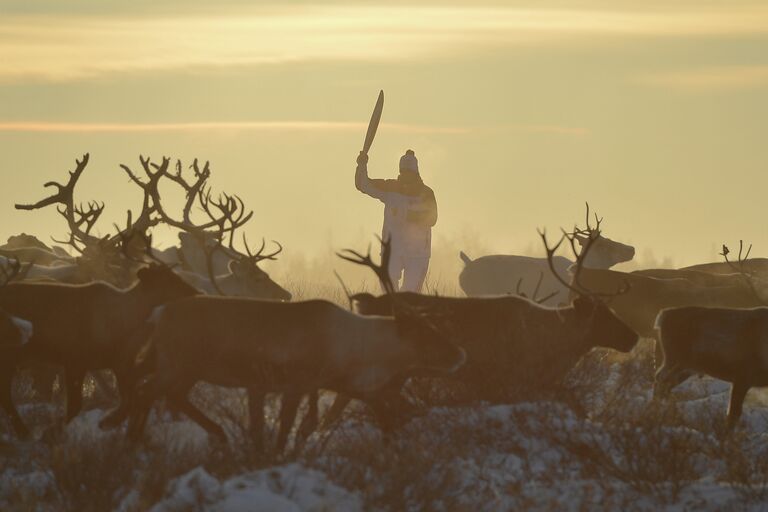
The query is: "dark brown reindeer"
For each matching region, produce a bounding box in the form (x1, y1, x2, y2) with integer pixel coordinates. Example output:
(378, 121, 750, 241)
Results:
(115, 156, 292, 449)
(125, 238, 465, 451)
(358, 227, 637, 392)
(13, 154, 165, 403)
(0, 233, 199, 432)
(0, 257, 34, 438)
(632, 242, 768, 288)
(570, 239, 768, 364)
(654, 241, 768, 430)
(320, 228, 639, 429)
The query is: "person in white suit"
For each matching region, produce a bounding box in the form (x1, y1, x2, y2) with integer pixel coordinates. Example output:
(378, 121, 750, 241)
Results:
(355, 149, 438, 292)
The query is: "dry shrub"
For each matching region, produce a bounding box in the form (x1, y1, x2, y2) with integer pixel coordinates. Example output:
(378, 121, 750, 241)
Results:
(128, 438, 212, 511)
(47, 431, 137, 512)
(309, 406, 491, 511)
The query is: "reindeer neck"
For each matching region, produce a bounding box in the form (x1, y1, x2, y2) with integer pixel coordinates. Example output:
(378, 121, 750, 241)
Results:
(122, 280, 161, 313)
(556, 306, 595, 354)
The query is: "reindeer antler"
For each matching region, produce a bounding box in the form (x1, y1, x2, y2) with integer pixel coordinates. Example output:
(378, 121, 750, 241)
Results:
(16, 154, 104, 253)
(720, 240, 762, 301)
(337, 236, 395, 295)
(539, 204, 629, 300)
(18, 154, 161, 258)
(515, 272, 559, 304)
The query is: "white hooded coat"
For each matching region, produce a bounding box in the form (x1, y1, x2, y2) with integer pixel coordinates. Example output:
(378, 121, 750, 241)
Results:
(355, 159, 438, 258)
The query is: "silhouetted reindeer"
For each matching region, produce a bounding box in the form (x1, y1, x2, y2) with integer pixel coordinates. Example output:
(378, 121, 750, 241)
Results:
(319, 229, 639, 429)
(15, 154, 160, 287)
(119, 156, 291, 301)
(0, 257, 34, 438)
(654, 241, 768, 430)
(126, 239, 465, 452)
(0, 235, 199, 432)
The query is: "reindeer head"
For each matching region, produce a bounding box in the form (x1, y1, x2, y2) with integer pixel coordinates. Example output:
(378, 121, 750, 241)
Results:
(122, 156, 292, 300)
(350, 292, 390, 315)
(136, 263, 199, 302)
(571, 295, 638, 352)
(227, 240, 292, 301)
(539, 204, 639, 352)
(577, 236, 635, 269)
(570, 203, 634, 269)
(397, 309, 466, 374)
(720, 241, 768, 304)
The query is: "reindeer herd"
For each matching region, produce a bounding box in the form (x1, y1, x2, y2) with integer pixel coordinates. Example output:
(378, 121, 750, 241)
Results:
(0, 155, 767, 453)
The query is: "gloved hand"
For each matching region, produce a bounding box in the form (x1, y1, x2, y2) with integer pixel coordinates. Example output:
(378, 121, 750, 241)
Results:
(356, 151, 369, 165)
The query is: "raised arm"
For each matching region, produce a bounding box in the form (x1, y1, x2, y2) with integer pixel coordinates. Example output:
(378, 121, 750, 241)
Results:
(355, 151, 390, 202)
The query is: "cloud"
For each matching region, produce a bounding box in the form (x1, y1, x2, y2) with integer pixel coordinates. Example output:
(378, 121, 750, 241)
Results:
(0, 120, 589, 136)
(639, 66, 768, 91)
(2, 5, 768, 82)
(0, 120, 469, 134)
(508, 124, 590, 136)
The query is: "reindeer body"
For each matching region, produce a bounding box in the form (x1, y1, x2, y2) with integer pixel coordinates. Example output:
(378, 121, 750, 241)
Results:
(632, 268, 746, 288)
(353, 292, 638, 396)
(574, 267, 763, 340)
(654, 306, 768, 428)
(175, 262, 291, 300)
(0, 247, 73, 267)
(458, 233, 635, 305)
(683, 258, 768, 277)
(128, 295, 466, 448)
(0, 265, 198, 426)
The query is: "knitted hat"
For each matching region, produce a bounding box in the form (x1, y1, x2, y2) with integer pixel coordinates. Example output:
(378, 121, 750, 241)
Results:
(399, 149, 419, 173)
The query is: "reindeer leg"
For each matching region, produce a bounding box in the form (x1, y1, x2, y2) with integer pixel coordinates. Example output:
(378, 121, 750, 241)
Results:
(318, 393, 351, 431)
(653, 339, 665, 371)
(653, 363, 689, 400)
(99, 367, 133, 429)
(171, 391, 227, 441)
(726, 381, 749, 431)
(294, 390, 319, 452)
(64, 368, 86, 423)
(247, 387, 265, 451)
(126, 375, 158, 442)
(367, 398, 397, 444)
(0, 370, 29, 439)
(276, 392, 301, 454)
(90, 370, 116, 406)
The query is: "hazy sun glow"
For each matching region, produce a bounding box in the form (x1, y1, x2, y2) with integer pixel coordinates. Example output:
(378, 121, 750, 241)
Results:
(1, 1, 767, 273)
(3, 5, 768, 81)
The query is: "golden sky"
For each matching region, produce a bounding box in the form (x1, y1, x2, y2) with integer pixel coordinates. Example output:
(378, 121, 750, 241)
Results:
(1, 0, 767, 269)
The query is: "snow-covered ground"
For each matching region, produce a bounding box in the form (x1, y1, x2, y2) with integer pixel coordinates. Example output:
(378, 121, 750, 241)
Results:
(3, 347, 768, 511)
